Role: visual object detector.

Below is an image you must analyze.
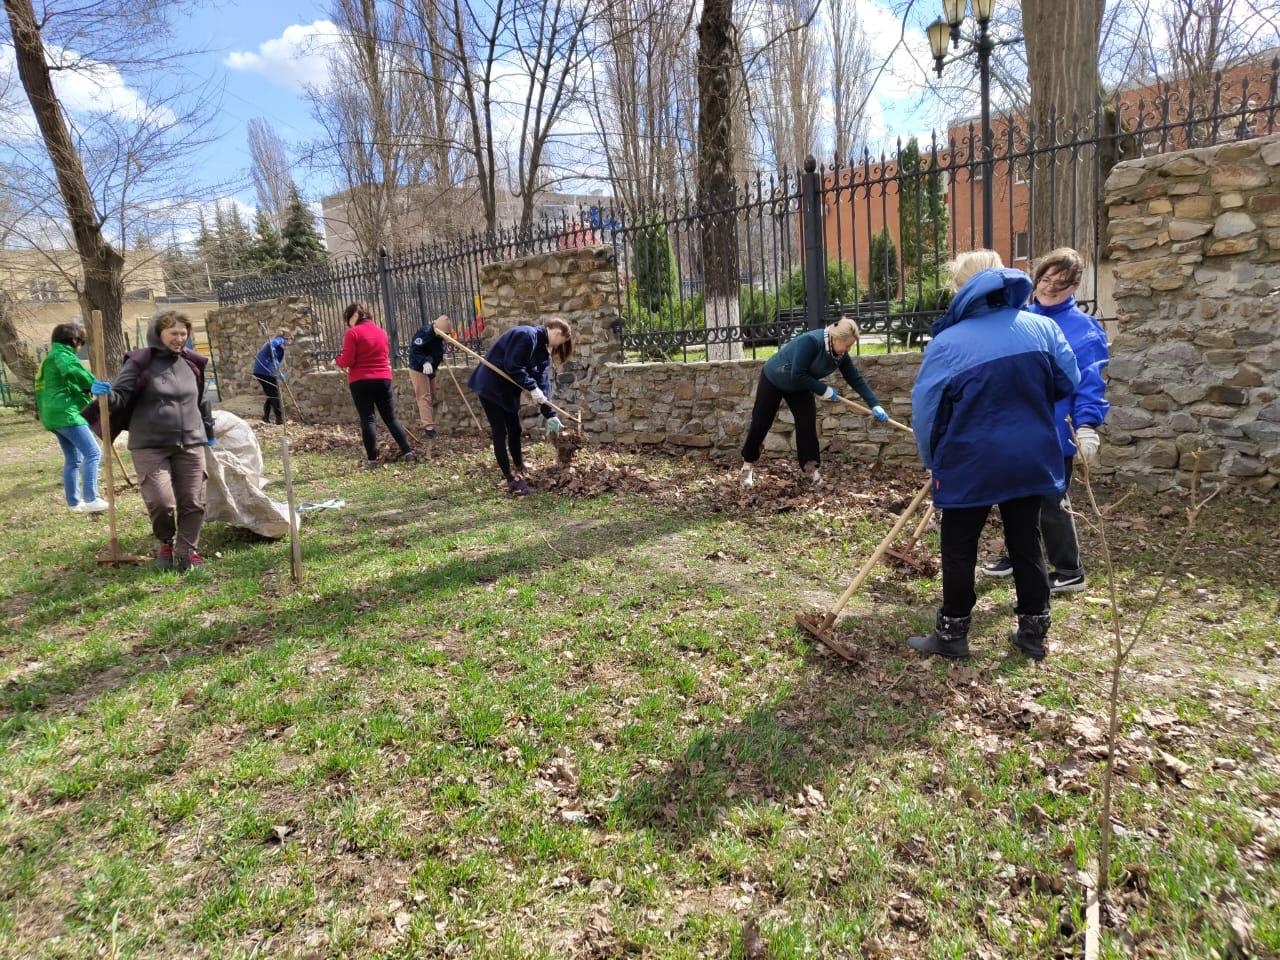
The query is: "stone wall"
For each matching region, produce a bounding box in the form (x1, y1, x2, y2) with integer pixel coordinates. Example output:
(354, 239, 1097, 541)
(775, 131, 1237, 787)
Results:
(205, 298, 319, 398)
(205, 246, 928, 466)
(1104, 133, 1280, 492)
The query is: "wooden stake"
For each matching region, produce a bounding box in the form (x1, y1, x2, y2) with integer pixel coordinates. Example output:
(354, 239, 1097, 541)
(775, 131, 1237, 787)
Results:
(88, 309, 143, 565)
(279, 421, 303, 584)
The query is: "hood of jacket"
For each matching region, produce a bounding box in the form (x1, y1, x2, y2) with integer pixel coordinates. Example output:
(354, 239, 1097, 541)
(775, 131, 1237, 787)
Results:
(931, 268, 1034, 337)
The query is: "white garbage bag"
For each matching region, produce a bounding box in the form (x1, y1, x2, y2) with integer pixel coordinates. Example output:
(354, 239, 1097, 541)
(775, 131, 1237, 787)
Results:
(205, 410, 295, 540)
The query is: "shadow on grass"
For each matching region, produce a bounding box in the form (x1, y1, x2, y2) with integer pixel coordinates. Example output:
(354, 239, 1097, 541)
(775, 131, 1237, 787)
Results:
(611, 623, 957, 846)
(0, 503, 709, 742)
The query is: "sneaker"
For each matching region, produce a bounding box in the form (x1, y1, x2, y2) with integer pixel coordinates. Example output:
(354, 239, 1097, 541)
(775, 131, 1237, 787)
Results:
(981, 556, 1014, 578)
(739, 465, 755, 488)
(423, 428, 437, 440)
(400, 450, 419, 464)
(1049, 571, 1086, 594)
(176, 550, 205, 573)
(809, 468, 822, 484)
(364, 459, 382, 470)
(507, 476, 530, 497)
(69, 501, 84, 512)
(79, 498, 110, 513)
(156, 541, 174, 571)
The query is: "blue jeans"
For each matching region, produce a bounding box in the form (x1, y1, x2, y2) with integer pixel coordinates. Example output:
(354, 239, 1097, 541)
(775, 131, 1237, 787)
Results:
(51, 424, 102, 506)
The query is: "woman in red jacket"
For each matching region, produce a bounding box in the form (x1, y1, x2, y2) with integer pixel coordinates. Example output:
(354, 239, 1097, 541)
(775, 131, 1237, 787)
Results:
(335, 302, 416, 468)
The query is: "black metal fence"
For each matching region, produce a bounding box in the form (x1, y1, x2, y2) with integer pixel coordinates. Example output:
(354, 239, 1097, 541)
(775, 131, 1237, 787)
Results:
(219, 59, 1280, 364)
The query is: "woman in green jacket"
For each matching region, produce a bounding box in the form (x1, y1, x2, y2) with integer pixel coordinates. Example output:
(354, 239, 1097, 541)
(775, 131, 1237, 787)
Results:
(34, 323, 107, 512)
(739, 318, 888, 486)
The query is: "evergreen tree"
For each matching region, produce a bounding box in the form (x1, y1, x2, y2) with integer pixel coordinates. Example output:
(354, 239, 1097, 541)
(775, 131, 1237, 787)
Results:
(224, 204, 254, 279)
(631, 218, 678, 311)
(281, 184, 327, 268)
(897, 137, 949, 276)
(868, 228, 898, 302)
(249, 209, 285, 275)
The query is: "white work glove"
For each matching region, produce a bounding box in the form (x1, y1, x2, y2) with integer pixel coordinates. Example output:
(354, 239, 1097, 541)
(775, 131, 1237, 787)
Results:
(1076, 425, 1101, 461)
(822, 386, 840, 401)
(421, 361, 434, 376)
(529, 387, 548, 405)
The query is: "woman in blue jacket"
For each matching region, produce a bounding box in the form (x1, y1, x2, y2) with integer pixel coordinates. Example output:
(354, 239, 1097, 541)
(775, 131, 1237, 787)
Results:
(252, 327, 292, 424)
(468, 318, 573, 496)
(739, 318, 888, 486)
(907, 251, 1079, 662)
(982, 248, 1110, 594)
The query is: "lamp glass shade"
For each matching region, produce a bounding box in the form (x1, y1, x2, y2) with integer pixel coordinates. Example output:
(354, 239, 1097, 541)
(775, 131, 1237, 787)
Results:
(973, 0, 995, 22)
(927, 17, 950, 60)
(942, 0, 964, 26)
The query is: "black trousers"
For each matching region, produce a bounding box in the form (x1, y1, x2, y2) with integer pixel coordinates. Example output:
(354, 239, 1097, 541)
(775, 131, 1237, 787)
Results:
(1039, 458, 1083, 576)
(942, 496, 1049, 618)
(480, 397, 525, 479)
(741, 372, 820, 467)
(348, 379, 412, 460)
(256, 375, 282, 424)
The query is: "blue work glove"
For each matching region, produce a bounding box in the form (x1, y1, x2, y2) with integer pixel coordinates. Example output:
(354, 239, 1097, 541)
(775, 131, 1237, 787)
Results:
(277, 372, 286, 383)
(822, 386, 841, 401)
(546, 416, 564, 435)
(871, 405, 889, 422)
(90, 379, 112, 396)
(207, 437, 217, 447)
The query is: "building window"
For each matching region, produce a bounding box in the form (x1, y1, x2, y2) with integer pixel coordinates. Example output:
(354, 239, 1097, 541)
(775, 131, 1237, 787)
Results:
(1014, 231, 1030, 262)
(1013, 159, 1029, 185)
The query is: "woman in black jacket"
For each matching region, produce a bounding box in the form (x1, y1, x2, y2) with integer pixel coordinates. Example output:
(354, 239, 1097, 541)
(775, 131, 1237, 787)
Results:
(407, 314, 452, 438)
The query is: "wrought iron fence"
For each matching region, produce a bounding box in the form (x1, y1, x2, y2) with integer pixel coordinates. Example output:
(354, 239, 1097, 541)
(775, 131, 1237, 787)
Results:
(219, 58, 1279, 365)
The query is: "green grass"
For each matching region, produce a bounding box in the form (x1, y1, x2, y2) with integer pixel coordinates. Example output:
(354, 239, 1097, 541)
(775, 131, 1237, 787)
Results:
(0, 405, 1276, 958)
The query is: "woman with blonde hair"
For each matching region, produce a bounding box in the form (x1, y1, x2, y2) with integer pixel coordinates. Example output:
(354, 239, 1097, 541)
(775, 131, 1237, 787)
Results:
(906, 250, 1080, 661)
(739, 317, 888, 486)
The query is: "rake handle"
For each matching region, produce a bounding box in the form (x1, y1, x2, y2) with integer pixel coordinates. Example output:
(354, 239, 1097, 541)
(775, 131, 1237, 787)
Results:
(824, 474, 933, 623)
(438, 330, 578, 425)
(88, 309, 124, 561)
(834, 395, 914, 436)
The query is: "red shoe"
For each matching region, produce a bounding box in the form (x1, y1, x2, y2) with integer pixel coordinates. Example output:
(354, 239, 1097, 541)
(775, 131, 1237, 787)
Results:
(156, 541, 174, 571)
(177, 550, 205, 572)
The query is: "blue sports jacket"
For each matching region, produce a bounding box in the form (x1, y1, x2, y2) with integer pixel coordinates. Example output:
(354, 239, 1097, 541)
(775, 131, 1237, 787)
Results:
(252, 336, 287, 379)
(762, 328, 880, 407)
(467, 324, 554, 416)
(1029, 296, 1110, 458)
(910, 268, 1080, 509)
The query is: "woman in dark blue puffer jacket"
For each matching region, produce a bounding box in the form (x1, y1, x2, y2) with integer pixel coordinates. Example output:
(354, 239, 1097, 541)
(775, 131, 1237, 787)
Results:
(907, 251, 1079, 662)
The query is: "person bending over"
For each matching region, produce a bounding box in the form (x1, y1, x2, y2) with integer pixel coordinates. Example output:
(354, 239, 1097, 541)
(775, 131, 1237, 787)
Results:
(739, 317, 888, 487)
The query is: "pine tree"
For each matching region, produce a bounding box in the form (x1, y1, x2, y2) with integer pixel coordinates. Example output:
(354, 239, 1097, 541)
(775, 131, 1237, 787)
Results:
(868, 228, 898, 302)
(224, 204, 254, 279)
(281, 184, 327, 268)
(249, 209, 285, 275)
(632, 218, 678, 311)
(898, 137, 949, 277)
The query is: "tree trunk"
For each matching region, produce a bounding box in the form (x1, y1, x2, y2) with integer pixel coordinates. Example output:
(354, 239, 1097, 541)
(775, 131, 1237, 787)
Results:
(697, 0, 742, 362)
(4, 0, 127, 371)
(0, 294, 39, 405)
(1022, 0, 1104, 260)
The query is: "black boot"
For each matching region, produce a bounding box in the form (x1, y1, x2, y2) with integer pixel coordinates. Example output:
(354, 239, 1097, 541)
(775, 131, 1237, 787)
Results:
(907, 611, 971, 660)
(1008, 611, 1051, 661)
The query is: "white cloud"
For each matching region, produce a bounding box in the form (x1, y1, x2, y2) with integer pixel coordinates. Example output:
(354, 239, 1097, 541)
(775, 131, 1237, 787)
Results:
(224, 21, 343, 93)
(2, 42, 175, 142)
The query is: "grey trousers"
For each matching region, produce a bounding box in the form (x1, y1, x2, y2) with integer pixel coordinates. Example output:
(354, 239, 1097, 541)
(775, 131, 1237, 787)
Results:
(132, 445, 207, 555)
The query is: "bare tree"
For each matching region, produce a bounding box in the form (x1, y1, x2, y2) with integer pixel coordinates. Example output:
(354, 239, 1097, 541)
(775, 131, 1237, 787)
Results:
(248, 118, 294, 231)
(1022, 0, 1105, 256)
(305, 0, 432, 258)
(3, 0, 215, 371)
(827, 0, 871, 162)
(751, 0, 823, 173)
(697, 0, 743, 361)
(587, 0, 697, 211)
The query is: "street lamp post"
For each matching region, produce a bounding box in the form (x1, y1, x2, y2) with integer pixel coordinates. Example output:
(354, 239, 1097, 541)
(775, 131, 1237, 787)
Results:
(928, 0, 1003, 251)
